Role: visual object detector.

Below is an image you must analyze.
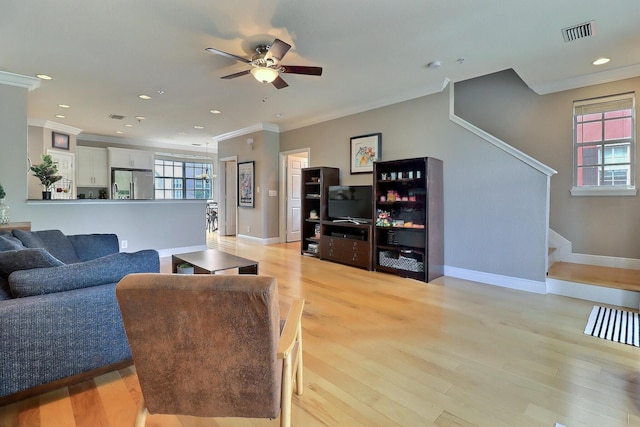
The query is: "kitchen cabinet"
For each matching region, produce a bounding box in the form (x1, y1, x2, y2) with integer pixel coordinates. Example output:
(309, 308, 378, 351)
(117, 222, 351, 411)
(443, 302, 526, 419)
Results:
(76, 146, 108, 187)
(108, 147, 154, 170)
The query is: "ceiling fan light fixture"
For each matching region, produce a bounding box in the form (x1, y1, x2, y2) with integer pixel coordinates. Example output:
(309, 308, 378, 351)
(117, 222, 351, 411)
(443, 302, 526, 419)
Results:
(251, 67, 278, 83)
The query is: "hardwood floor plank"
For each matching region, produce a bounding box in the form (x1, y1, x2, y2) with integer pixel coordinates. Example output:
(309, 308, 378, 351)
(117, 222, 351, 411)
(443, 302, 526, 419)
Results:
(3, 235, 640, 426)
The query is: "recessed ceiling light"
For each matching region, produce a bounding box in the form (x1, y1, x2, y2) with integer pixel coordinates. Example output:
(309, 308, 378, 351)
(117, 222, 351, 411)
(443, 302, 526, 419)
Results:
(124, 124, 133, 128)
(58, 104, 70, 109)
(157, 90, 165, 95)
(135, 116, 146, 121)
(192, 143, 202, 146)
(210, 109, 221, 114)
(55, 114, 66, 119)
(138, 94, 151, 100)
(274, 113, 282, 118)
(115, 130, 124, 134)
(593, 57, 610, 65)
(194, 125, 204, 129)
(36, 74, 52, 80)
(427, 61, 442, 69)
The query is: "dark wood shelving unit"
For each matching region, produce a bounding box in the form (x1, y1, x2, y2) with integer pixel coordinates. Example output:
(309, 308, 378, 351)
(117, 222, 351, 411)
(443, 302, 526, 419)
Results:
(373, 157, 443, 282)
(300, 167, 339, 257)
(320, 221, 373, 270)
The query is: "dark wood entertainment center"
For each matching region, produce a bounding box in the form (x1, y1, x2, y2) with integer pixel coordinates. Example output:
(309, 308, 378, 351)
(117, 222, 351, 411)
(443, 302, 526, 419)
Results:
(301, 158, 443, 282)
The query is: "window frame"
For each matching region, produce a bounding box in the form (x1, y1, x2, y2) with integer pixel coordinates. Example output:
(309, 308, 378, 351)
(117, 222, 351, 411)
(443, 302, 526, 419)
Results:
(571, 92, 637, 196)
(154, 158, 212, 200)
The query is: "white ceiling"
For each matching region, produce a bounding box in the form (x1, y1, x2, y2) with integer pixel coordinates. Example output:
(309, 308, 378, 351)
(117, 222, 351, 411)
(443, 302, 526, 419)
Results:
(2, 1, 640, 153)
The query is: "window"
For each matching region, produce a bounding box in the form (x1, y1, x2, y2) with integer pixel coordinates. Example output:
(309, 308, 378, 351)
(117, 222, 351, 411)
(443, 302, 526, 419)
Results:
(572, 92, 636, 196)
(154, 159, 212, 199)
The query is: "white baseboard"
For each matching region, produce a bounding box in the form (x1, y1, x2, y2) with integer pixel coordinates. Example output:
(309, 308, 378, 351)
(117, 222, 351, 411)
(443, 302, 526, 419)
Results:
(564, 252, 640, 270)
(237, 234, 280, 245)
(547, 278, 640, 309)
(444, 266, 547, 294)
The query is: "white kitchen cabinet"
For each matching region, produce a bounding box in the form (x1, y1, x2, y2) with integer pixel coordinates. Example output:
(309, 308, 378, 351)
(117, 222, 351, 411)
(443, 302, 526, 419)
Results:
(108, 147, 153, 170)
(76, 146, 108, 187)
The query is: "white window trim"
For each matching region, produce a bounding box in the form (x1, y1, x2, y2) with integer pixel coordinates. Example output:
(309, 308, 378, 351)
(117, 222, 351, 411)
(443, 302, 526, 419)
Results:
(572, 92, 636, 196)
(570, 185, 637, 196)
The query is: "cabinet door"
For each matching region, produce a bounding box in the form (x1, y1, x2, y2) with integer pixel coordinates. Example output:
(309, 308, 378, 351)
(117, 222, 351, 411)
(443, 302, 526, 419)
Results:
(92, 148, 108, 186)
(131, 150, 153, 169)
(108, 148, 132, 169)
(76, 147, 94, 186)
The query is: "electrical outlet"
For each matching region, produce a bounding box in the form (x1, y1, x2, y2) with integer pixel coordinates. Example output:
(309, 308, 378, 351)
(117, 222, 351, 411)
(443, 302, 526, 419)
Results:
(247, 225, 251, 233)
(121, 240, 128, 249)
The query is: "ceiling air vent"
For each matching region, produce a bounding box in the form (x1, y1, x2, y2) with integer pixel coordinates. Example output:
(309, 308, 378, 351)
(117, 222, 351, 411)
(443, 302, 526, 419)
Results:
(562, 20, 595, 43)
(109, 114, 125, 120)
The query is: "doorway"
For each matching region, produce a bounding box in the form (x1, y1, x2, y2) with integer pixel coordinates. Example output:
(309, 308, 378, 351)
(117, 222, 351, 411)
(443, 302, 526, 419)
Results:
(218, 156, 237, 236)
(279, 149, 310, 243)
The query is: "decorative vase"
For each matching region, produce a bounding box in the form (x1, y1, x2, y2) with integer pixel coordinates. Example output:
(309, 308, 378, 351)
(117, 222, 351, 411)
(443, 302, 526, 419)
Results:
(0, 199, 9, 224)
(42, 191, 52, 200)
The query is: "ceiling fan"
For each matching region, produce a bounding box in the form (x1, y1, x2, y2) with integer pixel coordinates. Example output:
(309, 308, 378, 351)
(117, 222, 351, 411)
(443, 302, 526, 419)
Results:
(205, 38, 322, 89)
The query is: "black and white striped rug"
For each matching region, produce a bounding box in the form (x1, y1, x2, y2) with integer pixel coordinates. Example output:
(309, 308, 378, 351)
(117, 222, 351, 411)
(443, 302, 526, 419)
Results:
(584, 305, 640, 347)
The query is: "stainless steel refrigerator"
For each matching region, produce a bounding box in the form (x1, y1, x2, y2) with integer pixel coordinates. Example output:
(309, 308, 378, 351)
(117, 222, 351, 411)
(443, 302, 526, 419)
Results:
(111, 169, 154, 199)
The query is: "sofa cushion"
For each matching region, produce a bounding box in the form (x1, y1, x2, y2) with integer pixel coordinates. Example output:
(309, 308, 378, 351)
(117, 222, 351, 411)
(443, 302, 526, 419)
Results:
(0, 248, 65, 278)
(67, 234, 119, 262)
(0, 277, 11, 300)
(12, 229, 80, 264)
(8, 249, 159, 298)
(0, 232, 24, 252)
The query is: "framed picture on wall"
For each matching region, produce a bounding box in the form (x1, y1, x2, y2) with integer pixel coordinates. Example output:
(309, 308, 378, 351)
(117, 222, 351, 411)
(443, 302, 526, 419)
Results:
(350, 132, 381, 174)
(238, 161, 255, 208)
(52, 132, 70, 150)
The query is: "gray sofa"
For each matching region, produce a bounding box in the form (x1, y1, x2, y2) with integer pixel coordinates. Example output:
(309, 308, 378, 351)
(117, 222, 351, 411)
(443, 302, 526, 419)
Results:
(0, 229, 160, 403)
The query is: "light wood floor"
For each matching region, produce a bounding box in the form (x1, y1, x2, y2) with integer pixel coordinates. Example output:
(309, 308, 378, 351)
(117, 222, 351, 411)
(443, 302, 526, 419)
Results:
(2, 235, 640, 426)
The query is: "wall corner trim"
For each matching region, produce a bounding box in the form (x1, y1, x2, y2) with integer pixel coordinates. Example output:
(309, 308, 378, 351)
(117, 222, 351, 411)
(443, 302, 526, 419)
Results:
(448, 82, 557, 177)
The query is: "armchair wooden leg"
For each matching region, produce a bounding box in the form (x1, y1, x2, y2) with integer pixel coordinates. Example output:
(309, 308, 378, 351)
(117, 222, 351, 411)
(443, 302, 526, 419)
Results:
(134, 396, 148, 427)
(295, 322, 304, 395)
(281, 355, 293, 427)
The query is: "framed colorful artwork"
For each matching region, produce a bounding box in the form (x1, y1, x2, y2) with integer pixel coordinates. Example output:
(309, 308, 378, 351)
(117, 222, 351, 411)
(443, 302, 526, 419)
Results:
(350, 133, 381, 174)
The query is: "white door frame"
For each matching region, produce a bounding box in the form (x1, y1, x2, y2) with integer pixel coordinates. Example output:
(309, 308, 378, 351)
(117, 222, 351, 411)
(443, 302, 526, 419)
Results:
(278, 148, 311, 243)
(219, 155, 238, 236)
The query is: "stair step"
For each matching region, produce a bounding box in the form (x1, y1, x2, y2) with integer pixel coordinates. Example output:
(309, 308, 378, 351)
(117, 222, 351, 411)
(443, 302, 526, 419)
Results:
(547, 262, 640, 293)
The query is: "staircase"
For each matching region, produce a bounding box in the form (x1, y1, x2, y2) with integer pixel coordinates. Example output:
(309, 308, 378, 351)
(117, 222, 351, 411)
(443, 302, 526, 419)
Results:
(547, 260, 640, 309)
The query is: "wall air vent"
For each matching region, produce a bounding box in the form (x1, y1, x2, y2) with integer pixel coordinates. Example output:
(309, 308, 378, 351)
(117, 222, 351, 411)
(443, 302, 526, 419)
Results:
(109, 114, 125, 120)
(562, 20, 595, 43)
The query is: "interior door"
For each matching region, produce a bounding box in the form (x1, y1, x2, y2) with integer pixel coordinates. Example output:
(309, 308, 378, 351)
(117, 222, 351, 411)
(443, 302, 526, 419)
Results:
(286, 155, 308, 242)
(225, 160, 237, 236)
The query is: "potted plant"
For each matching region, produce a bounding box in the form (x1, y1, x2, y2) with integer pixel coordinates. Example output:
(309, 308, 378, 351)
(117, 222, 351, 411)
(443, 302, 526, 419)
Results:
(30, 154, 62, 200)
(0, 182, 8, 224)
(176, 262, 194, 274)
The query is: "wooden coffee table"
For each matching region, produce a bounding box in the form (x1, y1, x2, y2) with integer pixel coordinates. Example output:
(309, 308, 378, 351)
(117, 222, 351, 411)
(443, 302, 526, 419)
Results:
(172, 249, 258, 275)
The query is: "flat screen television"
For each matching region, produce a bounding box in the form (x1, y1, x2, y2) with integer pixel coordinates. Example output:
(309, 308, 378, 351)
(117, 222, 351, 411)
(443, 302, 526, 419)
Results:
(328, 185, 373, 224)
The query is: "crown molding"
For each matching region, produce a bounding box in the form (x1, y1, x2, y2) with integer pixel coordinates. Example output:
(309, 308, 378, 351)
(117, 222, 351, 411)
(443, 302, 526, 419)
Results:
(0, 71, 41, 91)
(213, 122, 279, 142)
(27, 119, 83, 135)
(529, 63, 640, 95)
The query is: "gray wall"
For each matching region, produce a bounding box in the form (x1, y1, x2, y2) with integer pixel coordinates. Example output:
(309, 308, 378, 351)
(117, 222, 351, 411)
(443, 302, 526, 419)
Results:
(217, 130, 280, 240)
(455, 70, 640, 258)
(281, 87, 551, 282)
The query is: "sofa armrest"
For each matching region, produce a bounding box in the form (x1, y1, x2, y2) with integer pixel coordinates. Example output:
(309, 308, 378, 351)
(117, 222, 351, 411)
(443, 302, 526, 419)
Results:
(9, 250, 160, 298)
(0, 283, 131, 398)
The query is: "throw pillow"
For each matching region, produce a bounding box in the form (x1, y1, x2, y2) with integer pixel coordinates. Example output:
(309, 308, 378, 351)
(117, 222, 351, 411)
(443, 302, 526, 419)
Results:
(13, 229, 80, 264)
(0, 232, 25, 252)
(0, 248, 65, 278)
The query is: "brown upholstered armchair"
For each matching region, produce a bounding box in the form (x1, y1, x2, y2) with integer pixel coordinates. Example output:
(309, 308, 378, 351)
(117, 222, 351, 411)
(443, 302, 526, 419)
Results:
(116, 273, 304, 427)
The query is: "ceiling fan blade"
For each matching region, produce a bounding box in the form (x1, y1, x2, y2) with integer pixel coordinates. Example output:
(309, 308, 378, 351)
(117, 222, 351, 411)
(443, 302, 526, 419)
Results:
(220, 70, 251, 79)
(205, 47, 251, 63)
(272, 76, 289, 89)
(265, 39, 291, 62)
(281, 65, 323, 76)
